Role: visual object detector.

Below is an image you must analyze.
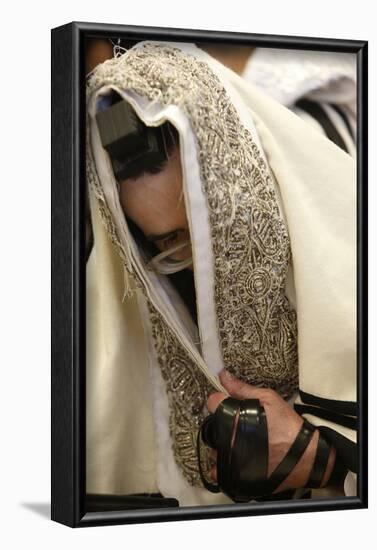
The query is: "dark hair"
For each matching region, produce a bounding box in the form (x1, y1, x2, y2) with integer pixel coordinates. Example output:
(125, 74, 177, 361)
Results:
(132, 120, 179, 178)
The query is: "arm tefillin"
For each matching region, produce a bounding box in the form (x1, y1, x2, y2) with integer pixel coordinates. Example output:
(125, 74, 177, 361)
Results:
(198, 397, 335, 502)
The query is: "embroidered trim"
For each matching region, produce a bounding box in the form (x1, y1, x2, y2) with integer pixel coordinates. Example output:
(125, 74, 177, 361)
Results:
(148, 305, 214, 486)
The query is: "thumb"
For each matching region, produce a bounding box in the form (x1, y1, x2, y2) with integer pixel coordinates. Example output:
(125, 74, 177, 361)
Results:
(207, 391, 227, 414)
(219, 369, 261, 400)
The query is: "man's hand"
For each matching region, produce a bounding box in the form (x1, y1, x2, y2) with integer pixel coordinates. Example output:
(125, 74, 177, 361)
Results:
(206, 369, 336, 493)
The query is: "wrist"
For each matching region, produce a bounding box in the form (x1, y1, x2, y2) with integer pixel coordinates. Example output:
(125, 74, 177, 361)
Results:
(293, 429, 337, 490)
(274, 428, 319, 492)
(276, 428, 337, 492)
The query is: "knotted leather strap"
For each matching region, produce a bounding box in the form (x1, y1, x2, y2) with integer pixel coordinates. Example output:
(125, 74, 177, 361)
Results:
(197, 397, 331, 502)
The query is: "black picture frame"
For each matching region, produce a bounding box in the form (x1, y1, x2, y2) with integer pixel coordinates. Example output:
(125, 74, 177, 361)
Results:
(51, 21, 368, 528)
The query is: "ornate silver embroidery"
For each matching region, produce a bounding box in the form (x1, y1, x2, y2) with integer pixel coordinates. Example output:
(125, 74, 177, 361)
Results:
(86, 43, 298, 487)
(148, 305, 215, 486)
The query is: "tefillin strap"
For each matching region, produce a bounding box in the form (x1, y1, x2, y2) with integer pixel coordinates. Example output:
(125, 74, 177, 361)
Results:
(197, 397, 332, 502)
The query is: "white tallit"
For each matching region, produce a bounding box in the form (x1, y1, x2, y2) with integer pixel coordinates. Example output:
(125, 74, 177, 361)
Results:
(242, 47, 357, 159)
(86, 42, 356, 506)
(243, 47, 356, 112)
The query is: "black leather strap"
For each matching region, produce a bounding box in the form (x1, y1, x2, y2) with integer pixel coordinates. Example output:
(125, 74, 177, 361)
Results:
(216, 398, 240, 496)
(197, 398, 269, 501)
(295, 99, 348, 153)
(215, 398, 241, 449)
(307, 432, 331, 488)
(197, 398, 241, 494)
(230, 400, 268, 501)
(197, 398, 334, 502)
(265, 420, 316, 494)
(327, 455, 348, 487)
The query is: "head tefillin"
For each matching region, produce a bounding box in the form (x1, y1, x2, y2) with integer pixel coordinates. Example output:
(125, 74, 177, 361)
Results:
(95, 92, 189, 276)
(96, 92, 170, 181)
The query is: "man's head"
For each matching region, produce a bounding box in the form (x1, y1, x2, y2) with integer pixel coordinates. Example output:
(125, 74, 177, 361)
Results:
(119, 144, 191, 263)
(96, 92, 192, 271)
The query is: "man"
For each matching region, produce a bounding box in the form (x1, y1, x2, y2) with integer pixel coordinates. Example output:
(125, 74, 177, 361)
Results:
(86, 41, 356, 506)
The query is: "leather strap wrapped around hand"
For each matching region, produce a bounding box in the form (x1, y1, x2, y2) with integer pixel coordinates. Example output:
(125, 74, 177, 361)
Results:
(197, 397, 331, 502)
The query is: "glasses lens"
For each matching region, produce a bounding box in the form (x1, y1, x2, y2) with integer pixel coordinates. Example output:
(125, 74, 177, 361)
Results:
(147, 240, 192, 274)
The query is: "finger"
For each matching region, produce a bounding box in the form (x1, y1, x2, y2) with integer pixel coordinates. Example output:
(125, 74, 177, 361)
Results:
(207, 391, 227, 413)
(219, 369, 263, 400)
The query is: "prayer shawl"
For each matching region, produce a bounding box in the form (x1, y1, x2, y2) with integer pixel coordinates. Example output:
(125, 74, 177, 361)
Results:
(243, 47, 356, 157)
(86, 42, 357, 506)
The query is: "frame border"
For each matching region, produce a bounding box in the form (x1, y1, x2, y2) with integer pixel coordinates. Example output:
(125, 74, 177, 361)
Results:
(51, 21, 368, 528)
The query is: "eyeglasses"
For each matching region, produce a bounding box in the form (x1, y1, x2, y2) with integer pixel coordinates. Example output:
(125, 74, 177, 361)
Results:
(145, 240, 193, 274)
